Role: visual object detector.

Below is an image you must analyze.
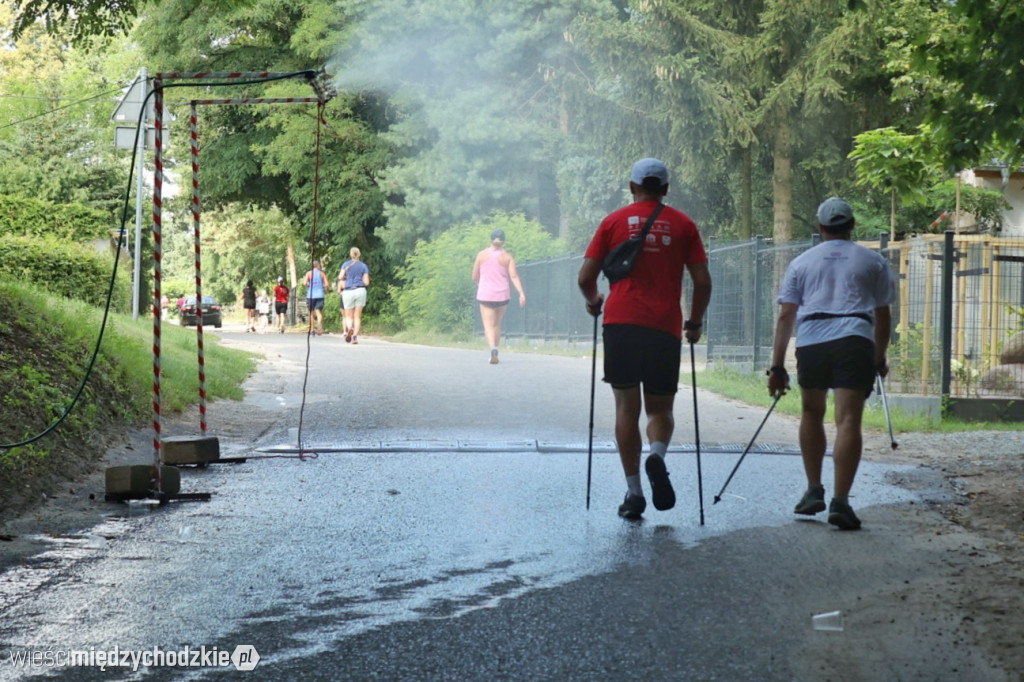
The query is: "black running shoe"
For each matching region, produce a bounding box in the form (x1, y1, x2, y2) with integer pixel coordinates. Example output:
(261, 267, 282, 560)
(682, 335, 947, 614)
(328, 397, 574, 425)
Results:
(645, 455, 676, 511)
(617, 494, 646, 520)
(794, 485, 826, 515)
(828, 498, 862, 530)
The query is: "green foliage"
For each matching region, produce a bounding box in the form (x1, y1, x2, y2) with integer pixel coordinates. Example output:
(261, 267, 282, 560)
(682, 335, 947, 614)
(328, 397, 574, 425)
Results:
(570, 0, 907, 242)
(906, 0, 1024, 170)
(920, 181, 1010, 234)
(162, 203, 300, 306)
(391, 212, 570, 335)
(133, 0, 393, 305)
(847, 198, 891, 241)
(0, 10, 133, 219)
(25, 0, 1023, 339)
(848, 125, 945, 237)
(0, 194, 112, 241)
(339, 0, 601, 252)
(1005, 304, 1024, 335)
(7, 0, 138, 45)
(849, 127, 937, 205)
(887, 323, 940, 391)
(0, 234, 132, 312)
(700, 364, 947, 431)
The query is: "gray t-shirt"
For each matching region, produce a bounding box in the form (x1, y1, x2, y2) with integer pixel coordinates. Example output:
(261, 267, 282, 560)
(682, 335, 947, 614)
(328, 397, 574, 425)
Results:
(776, 239, 896, 348)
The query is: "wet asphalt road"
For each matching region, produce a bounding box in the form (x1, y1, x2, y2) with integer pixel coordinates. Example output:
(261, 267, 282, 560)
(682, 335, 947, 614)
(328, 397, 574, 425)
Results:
(0, 331, 1005, 680)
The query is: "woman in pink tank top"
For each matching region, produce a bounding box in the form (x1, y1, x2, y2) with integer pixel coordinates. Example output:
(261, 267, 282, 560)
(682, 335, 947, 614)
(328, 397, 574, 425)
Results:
(471, 229, 527, 364)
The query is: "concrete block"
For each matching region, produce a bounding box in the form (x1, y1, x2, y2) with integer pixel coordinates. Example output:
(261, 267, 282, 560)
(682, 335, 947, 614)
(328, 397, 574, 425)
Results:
(160, 435, 220, 465)
(105, 465, 181, 498)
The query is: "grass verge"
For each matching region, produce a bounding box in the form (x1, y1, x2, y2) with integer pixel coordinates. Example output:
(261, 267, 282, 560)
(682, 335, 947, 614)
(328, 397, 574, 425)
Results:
(0, 282, 257, 517)
(694, 364, 1020, 433)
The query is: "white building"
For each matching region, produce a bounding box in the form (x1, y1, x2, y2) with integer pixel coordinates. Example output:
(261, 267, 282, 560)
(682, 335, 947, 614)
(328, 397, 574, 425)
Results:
(964, 166, 1024, 237)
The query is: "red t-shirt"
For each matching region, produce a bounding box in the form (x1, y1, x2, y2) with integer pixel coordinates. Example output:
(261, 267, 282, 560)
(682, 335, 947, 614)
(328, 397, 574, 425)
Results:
(274, 284, 289, 303)
(584, 200, 707, 339)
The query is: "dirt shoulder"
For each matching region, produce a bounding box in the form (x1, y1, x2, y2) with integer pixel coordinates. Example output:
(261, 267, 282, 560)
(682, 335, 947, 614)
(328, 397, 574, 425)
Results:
(865, 431, 1024, 677)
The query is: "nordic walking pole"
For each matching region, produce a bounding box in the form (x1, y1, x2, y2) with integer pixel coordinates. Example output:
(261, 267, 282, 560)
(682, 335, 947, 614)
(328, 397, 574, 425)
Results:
(877, 374, 898, 450)
(586, 313, 598, 509)
(713, 393, 781, 504)
(689, 341, 705, 526)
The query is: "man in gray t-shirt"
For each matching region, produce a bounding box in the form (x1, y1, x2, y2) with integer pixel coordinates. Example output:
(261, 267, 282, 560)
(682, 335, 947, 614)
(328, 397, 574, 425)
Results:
(767, 197, 896, 530)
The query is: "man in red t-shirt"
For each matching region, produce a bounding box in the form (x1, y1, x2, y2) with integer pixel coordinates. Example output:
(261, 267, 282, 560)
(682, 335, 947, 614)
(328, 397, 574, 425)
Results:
(578, 157, 712, 520)
(273, 276, 290, 334)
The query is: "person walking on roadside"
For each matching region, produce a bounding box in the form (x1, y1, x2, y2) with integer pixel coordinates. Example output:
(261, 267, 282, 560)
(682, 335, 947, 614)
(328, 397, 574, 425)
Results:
(578, 158, 712, 520)
(242, 280, 257, 333)
(273, 276, 290, 333)
(256, 289, 272, 333)
(338, 247, 370, 345)
(767, 197, 895, 530)
(303, 261, 330, 336)
(472, 229, 526, 365)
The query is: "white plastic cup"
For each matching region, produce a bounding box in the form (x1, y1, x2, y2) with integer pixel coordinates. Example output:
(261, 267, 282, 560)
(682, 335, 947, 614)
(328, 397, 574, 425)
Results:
(812, 610, 844, 631)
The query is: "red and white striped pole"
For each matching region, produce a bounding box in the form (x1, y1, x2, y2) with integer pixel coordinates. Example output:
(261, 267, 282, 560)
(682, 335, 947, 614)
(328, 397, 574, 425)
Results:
(151, 77, 165, 493)
(188, 97, 320, 106)
(190, 102, 208, 434)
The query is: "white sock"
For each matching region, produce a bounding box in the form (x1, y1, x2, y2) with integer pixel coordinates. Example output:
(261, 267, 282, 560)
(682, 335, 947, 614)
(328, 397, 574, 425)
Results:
(626, 475, 643, 498)
(649, 441, 668, 459)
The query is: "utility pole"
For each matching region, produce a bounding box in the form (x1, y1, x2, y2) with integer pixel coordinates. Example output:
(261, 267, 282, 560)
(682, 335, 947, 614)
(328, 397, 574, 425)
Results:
(132, 67, 148, 320)
(112, 68, 154, 320)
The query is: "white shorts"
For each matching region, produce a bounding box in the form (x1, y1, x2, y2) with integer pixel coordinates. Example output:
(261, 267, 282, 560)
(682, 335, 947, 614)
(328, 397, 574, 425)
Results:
(342, 287, 367, 310)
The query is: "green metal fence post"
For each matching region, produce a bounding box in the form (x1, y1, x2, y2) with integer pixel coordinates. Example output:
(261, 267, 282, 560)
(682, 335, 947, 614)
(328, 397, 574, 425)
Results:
(940, 230, 954, 410)
(752, 235, 764, 369)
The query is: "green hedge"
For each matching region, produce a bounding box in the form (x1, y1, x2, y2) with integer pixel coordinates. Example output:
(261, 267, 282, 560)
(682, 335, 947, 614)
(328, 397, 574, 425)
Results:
(0, 234, 132, 312)
(0, 193, 111, 241)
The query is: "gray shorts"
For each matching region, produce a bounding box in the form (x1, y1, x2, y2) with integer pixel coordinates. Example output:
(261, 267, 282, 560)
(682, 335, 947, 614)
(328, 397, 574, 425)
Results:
(342, 287, 367, 310)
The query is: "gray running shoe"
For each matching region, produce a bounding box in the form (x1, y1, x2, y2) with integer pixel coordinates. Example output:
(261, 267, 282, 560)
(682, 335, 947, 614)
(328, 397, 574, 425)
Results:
(828, 498, 862, 530)
(794, 485, 826, 515)
(617, 494, 646, 520)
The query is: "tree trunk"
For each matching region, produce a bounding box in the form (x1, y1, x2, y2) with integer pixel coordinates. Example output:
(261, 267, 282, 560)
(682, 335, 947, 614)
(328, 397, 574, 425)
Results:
(287, 243, 298, 287)
(558, 89, 570, 242)
(890, 188, 896, 240)
(772, 119, 793, 243)
(741, 145, 752, 240)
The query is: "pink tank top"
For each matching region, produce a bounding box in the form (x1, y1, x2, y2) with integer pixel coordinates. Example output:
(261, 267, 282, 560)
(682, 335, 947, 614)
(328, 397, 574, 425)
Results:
(477, 248, 510, 302)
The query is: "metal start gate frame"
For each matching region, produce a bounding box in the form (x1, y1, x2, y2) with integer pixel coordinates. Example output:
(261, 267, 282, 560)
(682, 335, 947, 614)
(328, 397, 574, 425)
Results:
(149, 71, 326, 494)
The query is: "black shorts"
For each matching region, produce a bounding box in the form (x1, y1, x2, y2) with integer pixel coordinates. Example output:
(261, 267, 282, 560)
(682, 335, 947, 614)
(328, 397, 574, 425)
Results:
(478, 299, 509, 309)
(796, 336, 876, 393)
(275, 302, 287, 314)
(602, 324, 681, 395)
(307, 298, 324, 311)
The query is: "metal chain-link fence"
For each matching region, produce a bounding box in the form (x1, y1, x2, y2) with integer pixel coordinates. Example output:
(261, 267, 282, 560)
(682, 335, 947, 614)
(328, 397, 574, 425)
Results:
(483, 232, 1024, 400)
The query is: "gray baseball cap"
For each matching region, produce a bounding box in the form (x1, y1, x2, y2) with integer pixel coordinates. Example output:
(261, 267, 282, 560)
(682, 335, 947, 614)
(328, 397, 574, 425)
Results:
(817, 197, 854, 227)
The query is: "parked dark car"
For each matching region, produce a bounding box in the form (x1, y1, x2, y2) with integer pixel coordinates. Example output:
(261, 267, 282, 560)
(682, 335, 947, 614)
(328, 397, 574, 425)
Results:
(179, 295, 223, 328)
